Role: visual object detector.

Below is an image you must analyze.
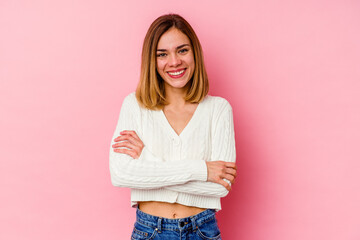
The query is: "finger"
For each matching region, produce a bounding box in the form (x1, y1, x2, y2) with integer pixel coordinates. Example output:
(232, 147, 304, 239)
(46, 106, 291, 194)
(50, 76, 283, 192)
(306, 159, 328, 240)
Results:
(225, 168, 237, 178)
(126, 135, 143, 148)
(115, 135, 135, 143)
(115, 135, 143, 148)
(219, 179, 231, 191)
(225, 162, 237, 170)
(119, 132, 143, 148)
(114, 135, 128, 142)
(223, 174, 235, 185)
(114, 148, 138, 159)
(112, 142, 140, 154)
(121, 130, 141, 141)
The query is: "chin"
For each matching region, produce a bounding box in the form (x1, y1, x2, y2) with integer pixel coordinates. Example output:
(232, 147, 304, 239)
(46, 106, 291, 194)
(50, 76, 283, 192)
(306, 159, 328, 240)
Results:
(165, 79, 190, 89)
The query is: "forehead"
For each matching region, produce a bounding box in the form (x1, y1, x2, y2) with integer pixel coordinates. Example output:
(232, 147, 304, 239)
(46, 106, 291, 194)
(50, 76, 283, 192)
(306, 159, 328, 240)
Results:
(157, 28, 191, 49)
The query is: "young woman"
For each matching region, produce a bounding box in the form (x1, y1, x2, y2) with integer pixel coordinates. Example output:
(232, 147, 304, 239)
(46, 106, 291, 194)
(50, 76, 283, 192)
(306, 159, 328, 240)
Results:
(110, 13, 237, 240)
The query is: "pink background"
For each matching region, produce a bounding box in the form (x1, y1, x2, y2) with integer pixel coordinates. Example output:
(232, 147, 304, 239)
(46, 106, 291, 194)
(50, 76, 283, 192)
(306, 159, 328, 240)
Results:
(1, 0, 360, 239)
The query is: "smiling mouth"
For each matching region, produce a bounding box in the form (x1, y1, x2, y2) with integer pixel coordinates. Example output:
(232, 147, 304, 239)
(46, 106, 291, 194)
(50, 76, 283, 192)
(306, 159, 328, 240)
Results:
(167, 69, 186, 78)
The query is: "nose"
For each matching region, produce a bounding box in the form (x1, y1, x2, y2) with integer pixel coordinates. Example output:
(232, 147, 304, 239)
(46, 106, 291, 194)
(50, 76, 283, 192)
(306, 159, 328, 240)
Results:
(168, 53, 181, 67)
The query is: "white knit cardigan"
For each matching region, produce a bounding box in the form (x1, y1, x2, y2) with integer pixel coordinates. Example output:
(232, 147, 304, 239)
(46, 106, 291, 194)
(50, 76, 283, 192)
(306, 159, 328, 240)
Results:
(109, 92, 236, 211)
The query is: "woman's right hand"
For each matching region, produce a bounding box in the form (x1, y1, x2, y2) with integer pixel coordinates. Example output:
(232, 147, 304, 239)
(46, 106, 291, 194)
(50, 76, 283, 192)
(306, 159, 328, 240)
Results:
(206, 161, 237, 191)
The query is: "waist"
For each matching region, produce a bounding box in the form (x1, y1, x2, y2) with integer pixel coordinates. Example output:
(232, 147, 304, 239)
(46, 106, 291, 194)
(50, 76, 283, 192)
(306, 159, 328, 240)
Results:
(136, 206, 216, 232)
(138, 201, 207, 219)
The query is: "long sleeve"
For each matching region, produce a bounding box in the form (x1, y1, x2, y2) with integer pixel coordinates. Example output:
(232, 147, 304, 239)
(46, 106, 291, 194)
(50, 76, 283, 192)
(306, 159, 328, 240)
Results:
(164, 99, 236, 197)
(109, 94, 208, 189)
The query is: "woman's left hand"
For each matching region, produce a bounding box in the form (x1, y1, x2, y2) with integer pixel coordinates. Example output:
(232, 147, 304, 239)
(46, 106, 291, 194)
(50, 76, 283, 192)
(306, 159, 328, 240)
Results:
(112, 130, 144, 159)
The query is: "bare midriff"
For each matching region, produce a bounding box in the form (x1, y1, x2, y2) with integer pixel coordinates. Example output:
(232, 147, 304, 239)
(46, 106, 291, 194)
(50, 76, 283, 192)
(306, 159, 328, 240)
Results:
(138, 201, 207, 219)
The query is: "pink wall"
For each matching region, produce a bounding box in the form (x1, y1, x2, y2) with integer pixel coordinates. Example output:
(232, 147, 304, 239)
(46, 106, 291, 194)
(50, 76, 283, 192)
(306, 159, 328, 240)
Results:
(1, 0, 359, 239)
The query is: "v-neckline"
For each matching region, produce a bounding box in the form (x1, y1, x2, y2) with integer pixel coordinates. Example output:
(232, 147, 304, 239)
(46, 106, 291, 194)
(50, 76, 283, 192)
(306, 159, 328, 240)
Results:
(159, 99, 205, 139)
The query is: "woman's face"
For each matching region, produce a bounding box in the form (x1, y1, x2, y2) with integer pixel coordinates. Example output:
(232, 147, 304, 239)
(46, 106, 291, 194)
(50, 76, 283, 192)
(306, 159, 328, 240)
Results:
(156, 27, 195, 91)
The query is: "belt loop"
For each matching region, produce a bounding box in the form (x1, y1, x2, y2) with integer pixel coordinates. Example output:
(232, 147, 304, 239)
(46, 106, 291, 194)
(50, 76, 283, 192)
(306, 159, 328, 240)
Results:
(157, 217, 162, 233)
(191, 217, 197, 232)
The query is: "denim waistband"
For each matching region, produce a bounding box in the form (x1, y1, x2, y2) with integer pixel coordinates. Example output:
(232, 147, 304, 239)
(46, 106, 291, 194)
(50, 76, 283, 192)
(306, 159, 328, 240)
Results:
(135, 207, 216, 232)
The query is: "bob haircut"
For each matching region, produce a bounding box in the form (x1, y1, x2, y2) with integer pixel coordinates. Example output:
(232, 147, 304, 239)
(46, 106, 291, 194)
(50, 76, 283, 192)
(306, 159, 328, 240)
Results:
(135, 13, 209, 110)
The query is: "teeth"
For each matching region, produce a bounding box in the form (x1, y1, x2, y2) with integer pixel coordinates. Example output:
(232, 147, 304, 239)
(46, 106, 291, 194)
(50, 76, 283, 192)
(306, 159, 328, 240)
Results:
(168, 69, 185, 76)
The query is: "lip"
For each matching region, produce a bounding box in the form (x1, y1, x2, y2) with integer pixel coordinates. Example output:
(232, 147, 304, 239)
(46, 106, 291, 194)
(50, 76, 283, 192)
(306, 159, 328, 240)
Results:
(166, 68, 186, 79)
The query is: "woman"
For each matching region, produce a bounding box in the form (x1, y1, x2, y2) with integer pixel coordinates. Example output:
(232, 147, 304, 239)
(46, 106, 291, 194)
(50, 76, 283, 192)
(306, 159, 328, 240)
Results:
(110, 13, 237, 239)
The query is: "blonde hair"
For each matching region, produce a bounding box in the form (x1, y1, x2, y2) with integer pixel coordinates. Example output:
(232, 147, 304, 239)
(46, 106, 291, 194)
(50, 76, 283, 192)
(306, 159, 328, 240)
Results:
(135, 14, 209, 110)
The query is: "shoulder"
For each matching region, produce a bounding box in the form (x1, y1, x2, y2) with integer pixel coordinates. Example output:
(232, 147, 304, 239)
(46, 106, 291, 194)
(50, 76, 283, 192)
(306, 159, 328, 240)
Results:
(203, 94, 233, 113)
(121, 92, 140, 109)
(123, 91, 136, 104)
(202, 95, 234, 125)
(119, 92, 142, 115)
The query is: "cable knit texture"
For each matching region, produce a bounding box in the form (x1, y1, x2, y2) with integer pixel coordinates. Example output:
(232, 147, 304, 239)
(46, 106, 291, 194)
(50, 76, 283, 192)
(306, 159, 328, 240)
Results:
(109, 92, 236, 211)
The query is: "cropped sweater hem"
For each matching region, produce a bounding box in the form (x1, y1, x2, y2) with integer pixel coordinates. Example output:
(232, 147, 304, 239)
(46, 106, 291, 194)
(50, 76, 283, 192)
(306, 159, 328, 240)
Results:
(131, 188, 222, 211)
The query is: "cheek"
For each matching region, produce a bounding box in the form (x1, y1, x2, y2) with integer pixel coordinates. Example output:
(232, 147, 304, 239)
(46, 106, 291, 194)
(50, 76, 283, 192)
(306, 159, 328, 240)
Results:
(156, 59, 166, 71)
(186, 55, 195, 68)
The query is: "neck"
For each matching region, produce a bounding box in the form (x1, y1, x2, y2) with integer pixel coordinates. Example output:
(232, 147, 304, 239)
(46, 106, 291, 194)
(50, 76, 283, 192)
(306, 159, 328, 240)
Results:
(164, 83, 191, 108)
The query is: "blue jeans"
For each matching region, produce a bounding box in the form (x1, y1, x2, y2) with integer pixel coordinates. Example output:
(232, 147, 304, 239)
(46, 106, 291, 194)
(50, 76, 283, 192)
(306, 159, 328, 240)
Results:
(131, 207, 222, 240)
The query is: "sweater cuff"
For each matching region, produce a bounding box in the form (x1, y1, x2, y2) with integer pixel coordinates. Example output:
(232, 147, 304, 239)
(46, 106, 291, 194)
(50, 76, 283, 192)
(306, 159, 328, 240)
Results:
(192, 160, 208, 182)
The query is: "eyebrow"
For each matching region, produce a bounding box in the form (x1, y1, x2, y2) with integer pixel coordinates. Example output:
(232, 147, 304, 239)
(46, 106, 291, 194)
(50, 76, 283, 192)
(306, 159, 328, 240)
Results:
(157, 44, 190, 52)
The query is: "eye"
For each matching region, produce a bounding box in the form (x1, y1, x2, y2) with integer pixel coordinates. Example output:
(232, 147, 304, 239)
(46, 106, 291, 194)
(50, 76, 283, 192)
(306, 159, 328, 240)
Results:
(156, 53, 167, 57)
(179, 48, 189, 54)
